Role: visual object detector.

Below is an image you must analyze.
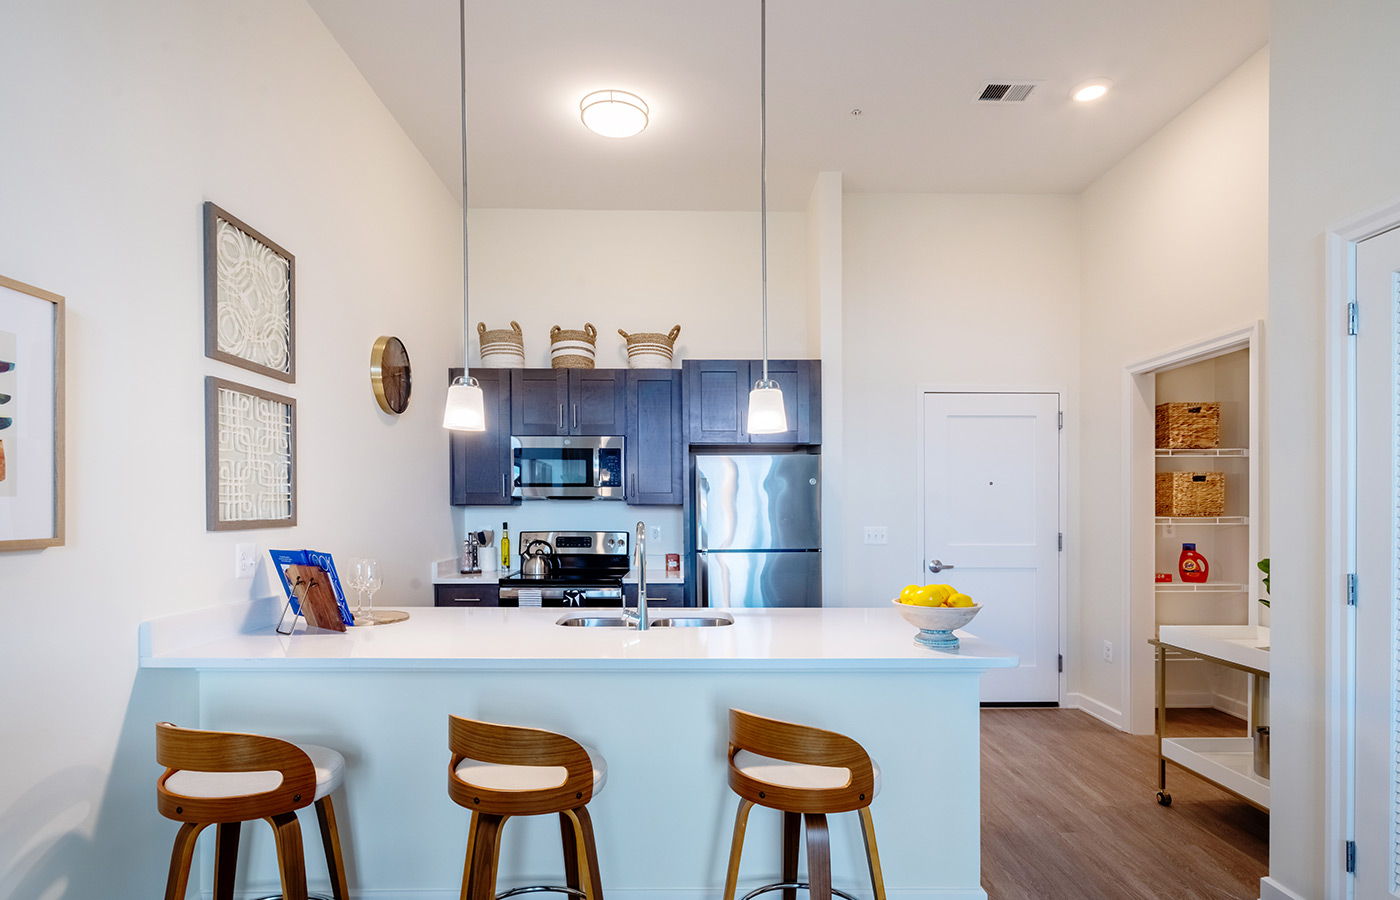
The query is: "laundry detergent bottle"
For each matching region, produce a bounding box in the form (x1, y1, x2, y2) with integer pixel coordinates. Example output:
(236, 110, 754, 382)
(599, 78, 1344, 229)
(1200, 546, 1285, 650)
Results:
(1179, 543, 1209, 583)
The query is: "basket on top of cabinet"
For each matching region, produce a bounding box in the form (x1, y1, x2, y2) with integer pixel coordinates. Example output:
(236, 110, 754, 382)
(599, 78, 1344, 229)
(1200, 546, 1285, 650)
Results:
(1155, 402, 1220, 449)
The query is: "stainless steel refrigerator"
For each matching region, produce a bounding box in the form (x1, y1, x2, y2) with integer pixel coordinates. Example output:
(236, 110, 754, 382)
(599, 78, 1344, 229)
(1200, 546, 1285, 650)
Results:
(695, 453, 821, 607)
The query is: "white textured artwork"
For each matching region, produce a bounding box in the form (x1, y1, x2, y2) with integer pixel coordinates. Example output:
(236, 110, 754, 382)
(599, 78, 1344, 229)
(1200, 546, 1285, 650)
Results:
(215, 217, 291, 374)
(216, 386, 292, 522)
(0, 328, 15, 497)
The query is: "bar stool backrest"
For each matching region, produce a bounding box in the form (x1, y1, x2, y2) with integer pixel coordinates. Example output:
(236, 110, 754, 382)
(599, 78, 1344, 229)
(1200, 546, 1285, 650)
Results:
(727, 709, 876, 814)
(155, 722, 318, 824)
(448, 715, 595, 816)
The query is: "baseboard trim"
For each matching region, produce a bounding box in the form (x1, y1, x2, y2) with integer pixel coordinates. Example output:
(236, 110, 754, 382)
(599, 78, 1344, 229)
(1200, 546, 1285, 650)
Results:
(1259, 875, 1310, 900)
(1066, 693, 1126, 731)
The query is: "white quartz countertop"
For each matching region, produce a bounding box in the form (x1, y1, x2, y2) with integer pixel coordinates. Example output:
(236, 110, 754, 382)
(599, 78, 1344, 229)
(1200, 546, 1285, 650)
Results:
(432, 558, 684, 585)
(139, 602, 1017, 673)
(1156, 624, 1270, 674)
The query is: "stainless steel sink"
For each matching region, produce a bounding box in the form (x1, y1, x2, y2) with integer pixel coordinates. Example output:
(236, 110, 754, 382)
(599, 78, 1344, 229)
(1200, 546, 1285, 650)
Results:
(649, 615, 734, 628)
(556, 616, 630, 627)
(555, 613, 735, 628)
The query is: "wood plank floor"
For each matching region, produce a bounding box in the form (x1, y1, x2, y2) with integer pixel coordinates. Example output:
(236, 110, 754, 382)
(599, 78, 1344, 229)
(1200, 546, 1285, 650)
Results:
(981, 708, 1268, 900)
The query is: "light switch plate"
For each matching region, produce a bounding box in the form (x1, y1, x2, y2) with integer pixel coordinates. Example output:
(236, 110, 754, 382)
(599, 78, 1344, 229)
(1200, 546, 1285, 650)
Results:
(863, 526, 888, 545)
(235, 542, 258, 579)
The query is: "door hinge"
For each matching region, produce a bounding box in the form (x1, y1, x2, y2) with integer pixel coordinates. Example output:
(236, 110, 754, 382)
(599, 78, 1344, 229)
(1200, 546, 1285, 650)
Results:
(1058, 532, 1063, 551)
(1347, 573, 1357, 606)
(1058, 410, 1064, 430)
(1348, 301, 1359, 335)
(1058, 654, 1064, 673)
(1345, 839, 1356, 874)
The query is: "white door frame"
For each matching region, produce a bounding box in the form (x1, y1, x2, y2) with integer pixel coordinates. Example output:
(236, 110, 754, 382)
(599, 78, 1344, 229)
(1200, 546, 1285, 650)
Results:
(916, 384, 1068, 706)
(1322, 197, 1400, 900)
(1123, 323, 1262, 737)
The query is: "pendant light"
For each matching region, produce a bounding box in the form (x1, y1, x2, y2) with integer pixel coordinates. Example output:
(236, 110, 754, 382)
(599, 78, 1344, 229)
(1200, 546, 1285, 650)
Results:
(746, 0, 786, 435)
(443, 0, 486, 432)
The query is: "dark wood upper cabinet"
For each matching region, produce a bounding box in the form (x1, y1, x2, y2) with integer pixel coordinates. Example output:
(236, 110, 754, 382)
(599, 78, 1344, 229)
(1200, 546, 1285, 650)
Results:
(683, 359, 820, 445)
(448, 368, 515, 506)
(511, 369, 625, 436)
(626, 369, 683, 505)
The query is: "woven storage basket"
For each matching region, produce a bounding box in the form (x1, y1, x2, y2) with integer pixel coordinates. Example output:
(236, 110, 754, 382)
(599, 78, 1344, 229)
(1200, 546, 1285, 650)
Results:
(550, 323, 598, 369)
(1155, 472, 1225, 517)
(618, 325, 680, 369)
(477, 321, 525, 368)
(1155, 402, 1221, 449)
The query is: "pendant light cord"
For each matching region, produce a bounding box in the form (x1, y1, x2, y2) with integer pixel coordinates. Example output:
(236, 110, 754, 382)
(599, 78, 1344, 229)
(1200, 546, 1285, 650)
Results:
(459, 0, 472, 379)
(759, 0, 770, 386)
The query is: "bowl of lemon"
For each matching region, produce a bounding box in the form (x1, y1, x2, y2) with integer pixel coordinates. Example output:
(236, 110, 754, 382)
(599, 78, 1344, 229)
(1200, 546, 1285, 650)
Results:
(892, 584, 980, 650)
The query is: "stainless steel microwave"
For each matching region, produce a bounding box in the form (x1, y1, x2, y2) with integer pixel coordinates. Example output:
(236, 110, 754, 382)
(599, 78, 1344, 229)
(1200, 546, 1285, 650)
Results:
(511, 435, 625, 500)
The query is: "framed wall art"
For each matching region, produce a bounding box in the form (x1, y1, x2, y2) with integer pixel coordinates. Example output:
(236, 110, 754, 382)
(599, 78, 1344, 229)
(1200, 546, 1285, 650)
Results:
(204, 201, 295, 382)
(205, 376, 297, 531)
(0, 274, 64, 551)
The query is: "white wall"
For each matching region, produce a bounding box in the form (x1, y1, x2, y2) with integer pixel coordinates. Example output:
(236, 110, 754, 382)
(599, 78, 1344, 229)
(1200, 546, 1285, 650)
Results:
(0, 0, 461, 894)
(1268, 3, 1400, 897)
(1075, 50, 1269, 726)
(839, 194, 1082, 606)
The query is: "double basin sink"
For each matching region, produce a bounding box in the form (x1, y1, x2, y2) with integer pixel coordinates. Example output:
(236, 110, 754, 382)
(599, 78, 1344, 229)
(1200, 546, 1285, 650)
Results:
(556, 612, 734, 628)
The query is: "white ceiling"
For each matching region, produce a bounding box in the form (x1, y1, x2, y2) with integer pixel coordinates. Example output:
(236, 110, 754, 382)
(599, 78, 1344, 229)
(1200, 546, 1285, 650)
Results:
(307, 0, 1268, 211)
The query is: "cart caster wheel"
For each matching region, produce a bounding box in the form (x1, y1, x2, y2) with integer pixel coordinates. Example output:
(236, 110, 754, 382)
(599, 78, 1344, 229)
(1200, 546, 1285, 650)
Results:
(1156, 791, 1172, 807)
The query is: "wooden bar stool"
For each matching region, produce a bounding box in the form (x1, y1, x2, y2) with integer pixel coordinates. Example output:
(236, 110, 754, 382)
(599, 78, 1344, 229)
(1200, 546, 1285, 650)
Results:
(155, 722, 349, 900)
(721, 709, 886, 900)
(447, 715, 607, 900)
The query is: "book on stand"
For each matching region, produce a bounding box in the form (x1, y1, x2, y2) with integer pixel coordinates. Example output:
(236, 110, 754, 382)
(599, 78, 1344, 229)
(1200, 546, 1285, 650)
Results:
(270, 549, 354, 630)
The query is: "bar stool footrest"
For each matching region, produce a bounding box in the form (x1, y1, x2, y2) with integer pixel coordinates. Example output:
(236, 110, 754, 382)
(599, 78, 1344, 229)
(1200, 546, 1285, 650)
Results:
(497, 885, 588, 900)
(250, 894, 336, 900)
(741, 882, 862, 900)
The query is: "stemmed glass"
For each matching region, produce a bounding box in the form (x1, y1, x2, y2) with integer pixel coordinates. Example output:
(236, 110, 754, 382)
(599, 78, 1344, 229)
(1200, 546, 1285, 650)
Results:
(359, 558, 382, 625)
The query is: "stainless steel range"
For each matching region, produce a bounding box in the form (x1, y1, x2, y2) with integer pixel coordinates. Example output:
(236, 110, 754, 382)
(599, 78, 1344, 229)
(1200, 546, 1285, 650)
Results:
(497, 530, 629, 607)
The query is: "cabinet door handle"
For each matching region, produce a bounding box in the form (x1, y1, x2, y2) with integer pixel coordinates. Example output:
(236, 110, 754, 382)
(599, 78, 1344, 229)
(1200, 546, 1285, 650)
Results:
(501, 473, 506, 497)
(630, 473, 637, 499)
(558, 403, 565, 430)
(572, 404, 579, 431)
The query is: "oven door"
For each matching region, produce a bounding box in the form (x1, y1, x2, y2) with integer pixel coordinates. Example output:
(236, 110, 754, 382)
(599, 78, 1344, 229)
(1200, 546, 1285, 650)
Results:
(511, 435, 625, 499)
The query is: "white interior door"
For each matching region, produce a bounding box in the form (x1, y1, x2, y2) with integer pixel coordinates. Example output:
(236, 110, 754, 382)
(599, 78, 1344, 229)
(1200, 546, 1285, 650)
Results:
(1354, 224, 1400, 898)
(923, 392, 1061, 703)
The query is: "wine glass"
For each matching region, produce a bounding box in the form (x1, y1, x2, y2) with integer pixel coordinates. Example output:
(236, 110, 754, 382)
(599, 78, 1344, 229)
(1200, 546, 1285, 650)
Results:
(347, 557, 366, 624)
(360, 558, 382, 625)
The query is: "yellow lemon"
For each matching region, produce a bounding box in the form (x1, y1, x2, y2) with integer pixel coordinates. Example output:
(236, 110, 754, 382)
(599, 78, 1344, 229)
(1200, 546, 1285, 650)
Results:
(949, 593, 975, 608)
(898, 584, 921, 603)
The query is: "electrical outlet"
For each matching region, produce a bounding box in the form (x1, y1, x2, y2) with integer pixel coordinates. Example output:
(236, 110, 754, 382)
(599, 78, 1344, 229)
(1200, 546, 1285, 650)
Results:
(235, 542, 258, 579)
(650, 525, 661, 542)
(1102, 640, 1113, 663)
(863, 526, 888, 545)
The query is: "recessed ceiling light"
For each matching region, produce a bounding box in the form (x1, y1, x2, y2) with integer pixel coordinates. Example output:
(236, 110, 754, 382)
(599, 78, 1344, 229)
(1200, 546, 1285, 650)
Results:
(580, 90, 649, 138)
(1072, 79, 1112, 103)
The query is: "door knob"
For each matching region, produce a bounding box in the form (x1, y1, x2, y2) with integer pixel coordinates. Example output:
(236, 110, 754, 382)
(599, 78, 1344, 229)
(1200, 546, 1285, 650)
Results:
(928, 559, 955, 573)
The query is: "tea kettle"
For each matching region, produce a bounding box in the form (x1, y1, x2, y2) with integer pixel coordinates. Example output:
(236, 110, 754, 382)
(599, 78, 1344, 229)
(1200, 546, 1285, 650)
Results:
(521, 539, 555, 579)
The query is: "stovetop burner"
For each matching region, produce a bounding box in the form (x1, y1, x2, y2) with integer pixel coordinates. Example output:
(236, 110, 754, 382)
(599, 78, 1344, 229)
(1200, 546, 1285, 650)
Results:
(497, 530, 630, 607)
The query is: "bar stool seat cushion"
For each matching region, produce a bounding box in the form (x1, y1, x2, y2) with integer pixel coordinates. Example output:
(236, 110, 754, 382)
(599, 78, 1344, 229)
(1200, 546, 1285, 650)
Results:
(732, 749, 881, 799)
(454, 743, 608, 794)
(163, 742, 345, 802)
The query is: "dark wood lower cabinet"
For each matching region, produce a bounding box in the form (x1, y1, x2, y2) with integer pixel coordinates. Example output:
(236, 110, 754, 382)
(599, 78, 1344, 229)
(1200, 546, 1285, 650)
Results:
(434, 584, 501, 607)
(624, 583, 686, 607)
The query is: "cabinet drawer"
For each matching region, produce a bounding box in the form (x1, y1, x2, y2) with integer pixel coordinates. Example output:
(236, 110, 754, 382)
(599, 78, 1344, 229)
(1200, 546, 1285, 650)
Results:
(623, 583, 686, 608)
(435, 584, 501, 607)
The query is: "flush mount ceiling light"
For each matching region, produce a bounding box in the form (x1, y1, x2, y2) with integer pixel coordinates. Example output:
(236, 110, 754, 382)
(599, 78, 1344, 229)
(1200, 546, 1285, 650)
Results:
(443, 0, 484, 432)
(580, 90, 649, 138)
(1072, 78, 1112, 102)
(746, 0, 786, 435)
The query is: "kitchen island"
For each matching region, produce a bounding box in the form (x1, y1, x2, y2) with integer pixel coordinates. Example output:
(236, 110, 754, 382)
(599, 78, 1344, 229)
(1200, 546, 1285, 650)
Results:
(140, 603, 1015, 900)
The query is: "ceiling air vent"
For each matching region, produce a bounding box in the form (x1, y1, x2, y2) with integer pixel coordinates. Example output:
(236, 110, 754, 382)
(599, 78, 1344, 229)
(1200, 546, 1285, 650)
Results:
(975, 82, 1040, 103)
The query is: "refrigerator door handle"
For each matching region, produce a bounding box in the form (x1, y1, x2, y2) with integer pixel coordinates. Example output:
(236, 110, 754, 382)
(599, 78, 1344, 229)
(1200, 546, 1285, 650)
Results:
(697, 551, 708, 608)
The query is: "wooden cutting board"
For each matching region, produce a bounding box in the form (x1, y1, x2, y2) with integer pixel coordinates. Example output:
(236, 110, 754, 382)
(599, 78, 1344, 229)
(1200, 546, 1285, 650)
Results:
(284, 564, 347, 632)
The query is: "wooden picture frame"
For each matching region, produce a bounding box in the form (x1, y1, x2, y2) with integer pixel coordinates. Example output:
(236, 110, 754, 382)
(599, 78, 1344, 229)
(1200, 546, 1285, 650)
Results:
(204, 202, 296, 383)
(205, 376, 297, 531)
(0, 274, 65, 550)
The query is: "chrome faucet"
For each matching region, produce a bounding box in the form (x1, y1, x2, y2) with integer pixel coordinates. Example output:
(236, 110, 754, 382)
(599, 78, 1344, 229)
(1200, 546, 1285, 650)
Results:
(623, 521, 649, 630)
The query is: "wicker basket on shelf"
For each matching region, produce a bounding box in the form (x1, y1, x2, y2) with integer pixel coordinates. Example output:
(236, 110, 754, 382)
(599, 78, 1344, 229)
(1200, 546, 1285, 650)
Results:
(477, 321, 525, 368)
(1155, 402, 1221, 449)
(618, 325, 680, 369)
(1155, 472, 1225, 517)
(549, 323, 598, 369)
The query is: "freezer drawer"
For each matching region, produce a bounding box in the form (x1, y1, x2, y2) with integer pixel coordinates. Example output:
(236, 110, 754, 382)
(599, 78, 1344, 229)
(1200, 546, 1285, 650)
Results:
(698, 550, 821, 608)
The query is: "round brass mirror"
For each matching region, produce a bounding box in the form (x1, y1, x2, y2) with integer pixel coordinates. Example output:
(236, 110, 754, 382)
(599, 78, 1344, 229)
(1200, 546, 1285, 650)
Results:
(370, 335, 411, 414)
